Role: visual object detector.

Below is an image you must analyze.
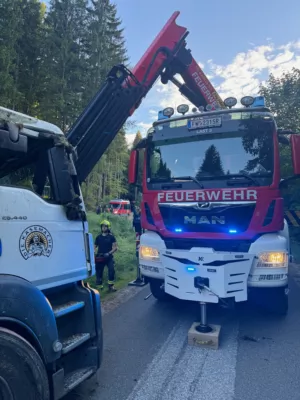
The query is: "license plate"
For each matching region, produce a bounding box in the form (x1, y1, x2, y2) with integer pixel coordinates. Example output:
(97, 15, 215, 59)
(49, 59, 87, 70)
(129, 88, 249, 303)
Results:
(188, 116, 222, 130)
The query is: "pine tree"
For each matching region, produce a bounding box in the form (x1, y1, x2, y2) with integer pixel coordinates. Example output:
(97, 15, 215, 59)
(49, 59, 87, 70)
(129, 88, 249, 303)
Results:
(79, 0, 129, 207)
(84, 0, 128, 104)
(197, 145, 224, 178)
(0, 0, 44, 112)
(82, 129, 130, 208)
(0, 0, 131, 209)
(132, 130, 143, 148)
(0, 0, 22, 107)
(39, 0, 90, 129)
(16, 0, 46, 114)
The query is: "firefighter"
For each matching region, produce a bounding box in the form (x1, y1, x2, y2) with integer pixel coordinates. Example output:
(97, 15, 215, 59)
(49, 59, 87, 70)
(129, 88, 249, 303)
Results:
(94, 219, 118, 291)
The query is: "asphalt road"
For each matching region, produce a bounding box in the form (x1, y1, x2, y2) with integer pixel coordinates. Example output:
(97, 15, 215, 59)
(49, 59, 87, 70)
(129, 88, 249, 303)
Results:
(69, 263, 300, 400)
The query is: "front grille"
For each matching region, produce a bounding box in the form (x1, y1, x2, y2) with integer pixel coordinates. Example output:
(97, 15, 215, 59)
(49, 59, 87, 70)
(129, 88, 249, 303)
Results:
(159, 203, 255, 234)
(164, 238, 254, 252)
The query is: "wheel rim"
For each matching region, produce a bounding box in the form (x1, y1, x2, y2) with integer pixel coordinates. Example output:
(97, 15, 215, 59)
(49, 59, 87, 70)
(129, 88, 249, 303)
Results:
(0, 376, 14, 400)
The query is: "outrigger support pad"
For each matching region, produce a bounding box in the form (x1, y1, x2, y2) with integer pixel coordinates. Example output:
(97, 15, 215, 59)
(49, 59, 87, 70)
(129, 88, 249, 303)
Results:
(195, 302, 213, 333)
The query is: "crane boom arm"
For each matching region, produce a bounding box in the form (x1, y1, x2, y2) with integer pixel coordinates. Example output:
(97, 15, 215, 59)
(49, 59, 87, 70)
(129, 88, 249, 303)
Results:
(67, 11, 223, 183)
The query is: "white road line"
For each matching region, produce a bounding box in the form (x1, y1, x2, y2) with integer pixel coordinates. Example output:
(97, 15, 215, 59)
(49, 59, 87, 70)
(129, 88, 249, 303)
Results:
(126, 319, 239, 400)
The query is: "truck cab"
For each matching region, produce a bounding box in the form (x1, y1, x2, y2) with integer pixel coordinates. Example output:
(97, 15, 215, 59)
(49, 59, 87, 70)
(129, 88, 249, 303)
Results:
(129, 97, 300, 315)
(0, 107, 102, 399)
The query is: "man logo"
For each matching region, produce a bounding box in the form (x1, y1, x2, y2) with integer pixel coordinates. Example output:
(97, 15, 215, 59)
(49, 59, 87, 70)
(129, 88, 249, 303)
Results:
(184, 215, 225, 225)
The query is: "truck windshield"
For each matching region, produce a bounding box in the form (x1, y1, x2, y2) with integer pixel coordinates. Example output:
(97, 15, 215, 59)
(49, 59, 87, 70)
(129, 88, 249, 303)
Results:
(147, 115, 275, 189)
(110, 203, 121, 209)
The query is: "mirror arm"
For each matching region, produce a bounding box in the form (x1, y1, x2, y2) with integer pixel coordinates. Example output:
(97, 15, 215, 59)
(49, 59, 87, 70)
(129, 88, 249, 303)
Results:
(279, 175, 299, 189)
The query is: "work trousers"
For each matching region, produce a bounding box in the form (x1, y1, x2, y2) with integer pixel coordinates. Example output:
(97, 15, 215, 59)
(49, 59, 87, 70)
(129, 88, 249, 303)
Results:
(96, 257, 115, 285)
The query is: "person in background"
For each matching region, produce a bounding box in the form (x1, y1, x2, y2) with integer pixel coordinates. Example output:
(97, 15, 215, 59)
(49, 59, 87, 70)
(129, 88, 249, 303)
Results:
(94, 219, 118, 292)
(132, 203, 141, 233)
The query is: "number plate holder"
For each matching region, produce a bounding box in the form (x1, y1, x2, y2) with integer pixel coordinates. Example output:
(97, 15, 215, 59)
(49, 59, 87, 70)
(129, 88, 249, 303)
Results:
(188, 116, 222, 130)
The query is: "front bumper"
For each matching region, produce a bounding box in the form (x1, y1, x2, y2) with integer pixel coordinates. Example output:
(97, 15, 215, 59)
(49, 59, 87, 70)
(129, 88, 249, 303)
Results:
(139, 231, 289, 303)
(160, 249, 254, 303)
(248, 270, 288, 288)
(140, 252, 289, 302)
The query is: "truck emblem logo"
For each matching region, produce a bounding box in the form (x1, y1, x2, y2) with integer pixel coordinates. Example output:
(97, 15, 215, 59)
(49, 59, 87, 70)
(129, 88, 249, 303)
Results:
(19, 225, 53, 260)
(184, 215, 225, 225)
(197, 202, 210, 209)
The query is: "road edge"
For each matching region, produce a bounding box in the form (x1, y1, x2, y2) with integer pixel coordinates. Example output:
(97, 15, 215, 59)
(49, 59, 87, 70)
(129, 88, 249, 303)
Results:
(101, 285, 147, 315)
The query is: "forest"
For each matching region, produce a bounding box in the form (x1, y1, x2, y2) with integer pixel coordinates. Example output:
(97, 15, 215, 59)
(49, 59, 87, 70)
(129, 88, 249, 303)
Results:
(0, 0, 142, 210)
(0, 0, 300, 212)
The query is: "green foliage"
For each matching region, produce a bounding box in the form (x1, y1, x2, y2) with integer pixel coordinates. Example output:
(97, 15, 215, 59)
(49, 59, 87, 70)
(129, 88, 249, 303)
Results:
(0, 0, 130, 209)
(0, 0, 44, 111)
(260, 68, 300, 181)
(260, 68, 300, 132)
(86, 212, 136, 296)
(260, 68, 300, 241)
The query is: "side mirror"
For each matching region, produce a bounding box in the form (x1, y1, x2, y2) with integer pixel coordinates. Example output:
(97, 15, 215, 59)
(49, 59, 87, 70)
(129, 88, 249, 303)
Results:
(291, 135, 300, 175)
(128, 150, 138, 184)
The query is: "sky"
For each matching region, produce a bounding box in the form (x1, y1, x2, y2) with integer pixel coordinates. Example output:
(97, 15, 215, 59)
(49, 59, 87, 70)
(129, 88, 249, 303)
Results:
(112, 0, 300, 146)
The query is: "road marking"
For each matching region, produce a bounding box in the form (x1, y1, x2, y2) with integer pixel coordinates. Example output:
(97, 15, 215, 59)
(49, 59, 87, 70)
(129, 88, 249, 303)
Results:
(126, 319, 239, 400)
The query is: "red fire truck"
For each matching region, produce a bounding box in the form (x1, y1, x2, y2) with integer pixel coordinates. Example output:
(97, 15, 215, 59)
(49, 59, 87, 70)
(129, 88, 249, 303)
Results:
(127, 13, 300, 318)
(109, 199, 131, 216)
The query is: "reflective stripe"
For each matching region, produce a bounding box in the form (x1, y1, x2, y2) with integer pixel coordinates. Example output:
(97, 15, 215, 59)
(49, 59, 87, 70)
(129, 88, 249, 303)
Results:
(285, 211, 300, 226)
(108, 280, 115, 285)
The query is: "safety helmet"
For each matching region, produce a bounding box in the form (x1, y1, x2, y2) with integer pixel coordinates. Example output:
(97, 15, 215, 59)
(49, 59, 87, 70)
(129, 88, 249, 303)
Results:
(100, 219, 111, 228)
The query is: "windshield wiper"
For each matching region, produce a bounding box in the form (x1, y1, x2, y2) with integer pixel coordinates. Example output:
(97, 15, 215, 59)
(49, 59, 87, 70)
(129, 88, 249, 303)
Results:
(196, 173, 261, 186)
(226, 174, 261, 186)
(171, 176, 204, 188)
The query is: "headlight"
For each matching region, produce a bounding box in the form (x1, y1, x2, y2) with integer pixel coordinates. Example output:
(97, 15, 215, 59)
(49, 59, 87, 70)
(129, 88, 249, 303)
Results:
(139, 245, 160, 261)
(257, 252, 288, 268)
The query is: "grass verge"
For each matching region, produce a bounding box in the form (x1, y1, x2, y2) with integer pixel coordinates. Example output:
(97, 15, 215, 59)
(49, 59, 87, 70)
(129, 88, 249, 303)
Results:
(86, 212, 137, 300)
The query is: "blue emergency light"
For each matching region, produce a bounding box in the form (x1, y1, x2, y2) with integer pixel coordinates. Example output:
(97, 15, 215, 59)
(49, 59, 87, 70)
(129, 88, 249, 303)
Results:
(186, 266, 196, 272)
(252, 96, 265, 108)
(158, 110, 169, 120)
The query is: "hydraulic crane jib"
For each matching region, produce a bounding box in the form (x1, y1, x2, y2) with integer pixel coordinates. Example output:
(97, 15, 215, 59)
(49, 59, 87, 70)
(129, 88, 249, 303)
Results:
(66, 11, 224, 183)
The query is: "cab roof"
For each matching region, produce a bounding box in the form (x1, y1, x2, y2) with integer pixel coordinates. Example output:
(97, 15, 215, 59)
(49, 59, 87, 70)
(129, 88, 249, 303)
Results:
(0, 106, 64, 136)
(153, 106, 272, 128)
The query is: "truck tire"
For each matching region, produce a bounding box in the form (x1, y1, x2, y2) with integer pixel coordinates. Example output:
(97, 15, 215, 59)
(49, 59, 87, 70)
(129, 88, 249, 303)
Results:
(256, 286, 288, 316)
(0, 327, 50, 400)
(150, 279, 173, 302)
(270, 287, 289, 316)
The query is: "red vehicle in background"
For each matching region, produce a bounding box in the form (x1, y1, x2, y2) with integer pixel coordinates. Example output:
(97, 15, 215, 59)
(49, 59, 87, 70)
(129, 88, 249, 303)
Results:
(109, 199, 131, 216)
